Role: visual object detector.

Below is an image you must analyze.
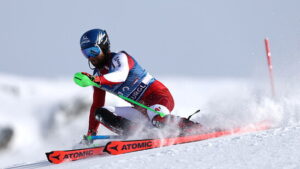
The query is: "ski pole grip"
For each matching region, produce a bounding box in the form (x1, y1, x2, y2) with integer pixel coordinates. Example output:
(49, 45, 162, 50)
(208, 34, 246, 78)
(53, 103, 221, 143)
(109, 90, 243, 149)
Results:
(73, 72, 100, 88)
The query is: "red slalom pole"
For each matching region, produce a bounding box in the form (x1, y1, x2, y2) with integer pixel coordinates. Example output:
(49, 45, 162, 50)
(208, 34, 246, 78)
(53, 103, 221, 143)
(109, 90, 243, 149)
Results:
(264, 38, 276, 97)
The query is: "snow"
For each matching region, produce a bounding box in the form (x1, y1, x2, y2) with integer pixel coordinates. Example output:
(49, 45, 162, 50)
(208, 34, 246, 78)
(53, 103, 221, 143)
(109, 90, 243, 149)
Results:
(1, 73, 300, 169)
(47, 125, 300, 169)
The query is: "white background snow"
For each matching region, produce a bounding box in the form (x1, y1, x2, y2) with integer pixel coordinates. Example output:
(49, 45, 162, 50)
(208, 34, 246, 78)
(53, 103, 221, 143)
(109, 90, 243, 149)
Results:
(1, 73, 300, 169)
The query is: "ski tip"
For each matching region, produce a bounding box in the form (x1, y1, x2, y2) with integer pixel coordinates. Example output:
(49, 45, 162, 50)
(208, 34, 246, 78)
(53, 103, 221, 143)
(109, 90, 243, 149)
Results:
(45, 151, 64, 164)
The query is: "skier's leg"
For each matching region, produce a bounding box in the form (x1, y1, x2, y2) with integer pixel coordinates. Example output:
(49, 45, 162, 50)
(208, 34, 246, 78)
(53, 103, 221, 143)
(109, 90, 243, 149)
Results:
(140, 81, 203, 134)
(152, 113, 203, 133)
(95, 106, 151, 136)
(112, 106, 149, 123)
(148, 105, 203, 135)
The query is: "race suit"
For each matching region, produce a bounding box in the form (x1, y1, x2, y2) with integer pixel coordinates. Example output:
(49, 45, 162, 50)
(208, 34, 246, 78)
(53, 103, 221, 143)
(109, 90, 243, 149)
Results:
(88, 51, 174, 134)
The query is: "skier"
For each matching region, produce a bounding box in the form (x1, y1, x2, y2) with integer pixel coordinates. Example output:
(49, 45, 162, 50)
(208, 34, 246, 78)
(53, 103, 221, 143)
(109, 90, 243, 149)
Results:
(79, 29, 201, 140)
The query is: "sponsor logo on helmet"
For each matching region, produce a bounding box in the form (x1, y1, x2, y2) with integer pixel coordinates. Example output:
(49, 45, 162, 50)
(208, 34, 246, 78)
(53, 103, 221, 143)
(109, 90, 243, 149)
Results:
(81, 35, 90, 46)
(98, 33, 106, 44)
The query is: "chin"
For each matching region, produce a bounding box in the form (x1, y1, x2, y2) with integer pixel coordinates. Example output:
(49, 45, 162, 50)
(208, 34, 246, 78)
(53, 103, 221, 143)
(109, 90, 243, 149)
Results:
(94, 62, 104, 69)
(90, 59, 105, 69)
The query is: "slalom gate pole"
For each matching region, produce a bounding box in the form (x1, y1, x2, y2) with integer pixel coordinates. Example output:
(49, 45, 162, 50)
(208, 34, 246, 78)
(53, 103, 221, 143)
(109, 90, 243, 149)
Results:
(73, 72, 167, 117)
(264, 38, 276, 98)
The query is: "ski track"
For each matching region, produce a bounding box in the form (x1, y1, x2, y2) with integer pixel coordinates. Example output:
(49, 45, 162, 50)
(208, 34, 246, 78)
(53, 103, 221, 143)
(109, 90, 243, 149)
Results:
(3, 124, 300, 169)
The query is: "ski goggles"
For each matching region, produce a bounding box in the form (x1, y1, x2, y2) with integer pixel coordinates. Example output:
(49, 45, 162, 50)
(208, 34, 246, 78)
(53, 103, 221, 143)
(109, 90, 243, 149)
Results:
(81, 45, 101, 59)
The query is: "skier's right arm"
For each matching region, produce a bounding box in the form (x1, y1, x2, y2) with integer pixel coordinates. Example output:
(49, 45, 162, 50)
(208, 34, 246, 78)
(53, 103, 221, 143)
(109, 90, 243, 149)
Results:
(87, 86, 106, 136)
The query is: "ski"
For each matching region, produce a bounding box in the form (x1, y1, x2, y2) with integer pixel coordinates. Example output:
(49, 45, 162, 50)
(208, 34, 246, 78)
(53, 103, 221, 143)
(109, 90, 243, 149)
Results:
(46, 146, 106, 164)
(104, 122, 270, 155)
(45, 121, 270, 164)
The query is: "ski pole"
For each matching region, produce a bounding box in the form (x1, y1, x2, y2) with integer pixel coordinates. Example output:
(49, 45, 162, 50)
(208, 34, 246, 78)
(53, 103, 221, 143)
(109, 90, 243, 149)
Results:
(86, 135, 123, 140)
(73, 72, 166, 117)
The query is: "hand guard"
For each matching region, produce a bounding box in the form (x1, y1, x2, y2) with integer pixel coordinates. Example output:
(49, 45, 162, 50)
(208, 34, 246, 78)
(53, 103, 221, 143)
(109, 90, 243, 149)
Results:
(81, 72, 101, 85)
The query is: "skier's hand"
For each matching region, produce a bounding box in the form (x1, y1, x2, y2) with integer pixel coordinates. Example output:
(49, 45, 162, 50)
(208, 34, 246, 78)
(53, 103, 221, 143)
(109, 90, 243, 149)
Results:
(81, 72, 101, 84)
(79, 135, 93, 145)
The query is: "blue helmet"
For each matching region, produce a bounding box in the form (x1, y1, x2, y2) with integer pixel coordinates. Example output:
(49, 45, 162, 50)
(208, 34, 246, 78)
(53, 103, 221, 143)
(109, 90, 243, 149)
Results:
(80, 29, 110, 54)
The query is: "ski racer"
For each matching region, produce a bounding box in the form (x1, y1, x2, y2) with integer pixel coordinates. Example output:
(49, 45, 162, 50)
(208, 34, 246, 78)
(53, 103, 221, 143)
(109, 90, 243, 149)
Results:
(79, 29, 202, 139)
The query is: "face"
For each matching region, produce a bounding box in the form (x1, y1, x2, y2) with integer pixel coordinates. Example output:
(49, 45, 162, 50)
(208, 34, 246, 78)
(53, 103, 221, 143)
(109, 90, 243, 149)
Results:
(82, 45, 108, 69)
(89, 52, 106, 69)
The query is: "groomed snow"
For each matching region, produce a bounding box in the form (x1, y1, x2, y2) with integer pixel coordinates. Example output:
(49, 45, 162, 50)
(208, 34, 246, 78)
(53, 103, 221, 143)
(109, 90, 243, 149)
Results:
(1, 74, 300, 169)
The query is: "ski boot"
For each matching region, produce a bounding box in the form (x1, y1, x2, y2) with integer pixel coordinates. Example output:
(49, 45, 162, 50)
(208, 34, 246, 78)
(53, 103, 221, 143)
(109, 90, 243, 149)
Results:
(152, 114, 204, 136)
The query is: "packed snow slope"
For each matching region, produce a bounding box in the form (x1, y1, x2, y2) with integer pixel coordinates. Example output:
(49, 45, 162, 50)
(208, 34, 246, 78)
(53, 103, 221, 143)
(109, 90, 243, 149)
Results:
(1, 73, 300, 169)
(43, 125, 300, 169)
